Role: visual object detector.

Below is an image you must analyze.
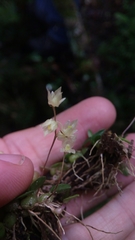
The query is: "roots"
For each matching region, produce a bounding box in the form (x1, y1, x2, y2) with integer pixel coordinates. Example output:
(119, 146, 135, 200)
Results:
(62, 131, 134, 194)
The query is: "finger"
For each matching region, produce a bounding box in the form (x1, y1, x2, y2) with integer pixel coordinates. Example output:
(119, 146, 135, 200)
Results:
(0, 154, 34, 207)
(63, 181, 135, 240)
(65, 133, 135, 217)
(125, 230, 135, 240)
(3, 97, 116, 173)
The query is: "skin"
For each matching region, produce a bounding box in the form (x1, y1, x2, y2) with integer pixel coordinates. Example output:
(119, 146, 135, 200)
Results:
(0, 96, 135, 240)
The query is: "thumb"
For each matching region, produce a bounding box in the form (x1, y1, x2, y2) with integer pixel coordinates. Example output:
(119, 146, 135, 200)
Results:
(0, 154, 34, 207)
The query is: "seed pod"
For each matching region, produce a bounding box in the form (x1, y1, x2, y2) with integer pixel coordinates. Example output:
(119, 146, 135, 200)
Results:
(21, 193, 37, 209)
(3, 213, 17, 229)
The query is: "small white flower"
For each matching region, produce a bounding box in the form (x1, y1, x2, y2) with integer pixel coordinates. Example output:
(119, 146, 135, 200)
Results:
(57, 120, 77, 154)
(60, 141, 76, 154)
(42, 119, 58, 136)
(57, 120, 77, 141)
(47, 87, 66, 107)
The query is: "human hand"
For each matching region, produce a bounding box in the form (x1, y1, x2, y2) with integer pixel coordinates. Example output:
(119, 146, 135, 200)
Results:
(0, 96, 134, 239)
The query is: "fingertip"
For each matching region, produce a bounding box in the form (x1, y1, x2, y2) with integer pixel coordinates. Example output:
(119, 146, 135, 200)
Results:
(72, 96, 116, 148)
(0, 156, 34, 207)
(82, 96, 117, 131)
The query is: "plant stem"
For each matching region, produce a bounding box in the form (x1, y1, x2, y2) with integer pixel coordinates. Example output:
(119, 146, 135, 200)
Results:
(43, 106, 57, 173)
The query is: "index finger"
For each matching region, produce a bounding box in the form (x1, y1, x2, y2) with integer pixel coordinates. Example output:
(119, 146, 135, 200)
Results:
(3, 97, 116, 173)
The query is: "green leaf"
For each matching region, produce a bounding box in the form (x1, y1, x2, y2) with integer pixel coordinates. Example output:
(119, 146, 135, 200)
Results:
(119, 164, 130, 176)
(16, 190, 34, 200)
(87, 130, 93, 138)
(119, 137, 131, 144)
(63, 194, 79, 203)
(20, 193, 37, 209)
(28, 176, 46, 191)
(68, 152, 82, 163)
(17, 176, 46, 200)
(90, 129, 105, 144)
(50, 183, 71, 193)
(83, 129, 105, 146)
(50, 162, 63, 168)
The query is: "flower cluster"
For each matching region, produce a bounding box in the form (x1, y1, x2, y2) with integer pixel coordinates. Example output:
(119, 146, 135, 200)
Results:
(42, 87, 77, 153)
(47, 87, 66, 107)
(57, 120, 77, 153)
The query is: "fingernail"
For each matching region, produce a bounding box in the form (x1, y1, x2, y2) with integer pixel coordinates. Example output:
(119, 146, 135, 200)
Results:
(19, 156, 26, 165)
(0, 154, 26, 165)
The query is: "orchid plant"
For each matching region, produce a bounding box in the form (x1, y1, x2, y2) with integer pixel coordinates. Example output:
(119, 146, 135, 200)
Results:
(42, 87, 78, 172)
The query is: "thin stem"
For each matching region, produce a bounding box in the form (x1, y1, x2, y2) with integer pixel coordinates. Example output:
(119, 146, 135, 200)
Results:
(52, 106, 57, 121)
(43, 106, 57, 173)
(43, 132, 57, 173)
(48, 153, 66, 199)
(122, 117, 135, 137)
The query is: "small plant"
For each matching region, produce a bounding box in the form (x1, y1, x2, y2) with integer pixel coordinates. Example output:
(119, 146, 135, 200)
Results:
(0, 87, 134, 240)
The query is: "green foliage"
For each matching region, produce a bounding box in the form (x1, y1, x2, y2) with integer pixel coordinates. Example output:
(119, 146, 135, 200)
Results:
(17, 176, 46, 199)
(0, 1, 19, 25)
(98, 0, 135, 131)
(100, 2, 135, 73)
(63, 194, 79, 203)
(81, 129, 105, 147)
(87, 129, 105, 145)
(0, 0, 135, 136)
(50, 183, 71, 193)
(28, 176, 46, 191)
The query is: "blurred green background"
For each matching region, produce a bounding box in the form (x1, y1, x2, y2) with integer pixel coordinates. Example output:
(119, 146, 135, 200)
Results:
(0, 0, 135, 136)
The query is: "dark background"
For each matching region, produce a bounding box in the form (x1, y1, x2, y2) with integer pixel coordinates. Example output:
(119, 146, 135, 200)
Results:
(0, 0, 135, 136)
